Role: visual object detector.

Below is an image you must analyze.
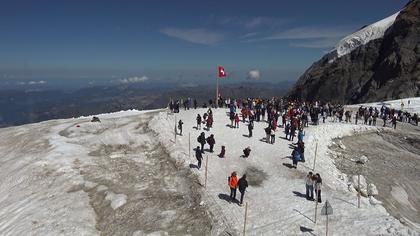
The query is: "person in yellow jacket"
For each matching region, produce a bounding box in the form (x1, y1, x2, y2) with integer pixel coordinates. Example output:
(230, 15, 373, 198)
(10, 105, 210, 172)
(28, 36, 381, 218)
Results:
(228, 172, 238, 202)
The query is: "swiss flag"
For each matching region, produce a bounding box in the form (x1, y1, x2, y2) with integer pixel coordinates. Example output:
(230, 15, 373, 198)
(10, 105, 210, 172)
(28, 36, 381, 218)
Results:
(218, 66, 227, 78)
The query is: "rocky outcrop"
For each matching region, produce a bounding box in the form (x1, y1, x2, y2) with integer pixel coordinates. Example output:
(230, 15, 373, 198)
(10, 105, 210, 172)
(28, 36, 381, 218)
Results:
(288, 0, 420, 104)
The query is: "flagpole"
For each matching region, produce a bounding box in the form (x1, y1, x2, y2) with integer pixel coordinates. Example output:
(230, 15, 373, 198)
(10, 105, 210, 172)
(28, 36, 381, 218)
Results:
(216, 75, 219, 108)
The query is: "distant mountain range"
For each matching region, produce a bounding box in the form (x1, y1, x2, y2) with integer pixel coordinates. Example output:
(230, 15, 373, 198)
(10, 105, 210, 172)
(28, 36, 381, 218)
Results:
(288, 0, 420, 104)
(0, 81, 293, 127)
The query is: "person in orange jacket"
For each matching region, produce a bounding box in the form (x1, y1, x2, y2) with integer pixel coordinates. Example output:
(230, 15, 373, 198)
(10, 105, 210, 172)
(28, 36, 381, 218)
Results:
(228, 172, 238, 202)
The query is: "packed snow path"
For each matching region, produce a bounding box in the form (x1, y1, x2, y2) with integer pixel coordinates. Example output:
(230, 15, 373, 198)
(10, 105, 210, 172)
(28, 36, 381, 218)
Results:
(150, 108, 416, 236)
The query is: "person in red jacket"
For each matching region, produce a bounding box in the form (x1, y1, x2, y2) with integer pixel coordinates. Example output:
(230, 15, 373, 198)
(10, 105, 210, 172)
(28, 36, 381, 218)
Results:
(234, 113, 240, 128)
(228, 172, 238, 202)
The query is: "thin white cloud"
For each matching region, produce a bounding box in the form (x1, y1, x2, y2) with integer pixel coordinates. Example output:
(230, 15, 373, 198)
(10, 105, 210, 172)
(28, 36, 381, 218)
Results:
(117, 76, 149, 84)
(16, 80, 47, 85)
(160, 28, 224, 45)
(219, 16, 289, 29)
(244, 26, 353, 42)
(240, 32, 258, 39)
(28, 80, 47, 85)
(247, 70, 261, 80)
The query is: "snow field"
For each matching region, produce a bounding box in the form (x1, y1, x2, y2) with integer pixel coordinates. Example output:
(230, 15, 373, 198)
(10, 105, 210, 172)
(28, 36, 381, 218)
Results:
(150, 108, 415, 235)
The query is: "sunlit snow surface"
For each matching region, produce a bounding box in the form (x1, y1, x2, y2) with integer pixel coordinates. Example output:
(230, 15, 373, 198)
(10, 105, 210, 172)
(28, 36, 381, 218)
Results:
(332, 11, 399, 60)
(0, 102, 418, 235)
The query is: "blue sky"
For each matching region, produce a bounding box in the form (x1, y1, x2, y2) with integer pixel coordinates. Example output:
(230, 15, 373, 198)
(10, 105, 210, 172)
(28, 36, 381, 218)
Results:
(0, 0, 407, 84)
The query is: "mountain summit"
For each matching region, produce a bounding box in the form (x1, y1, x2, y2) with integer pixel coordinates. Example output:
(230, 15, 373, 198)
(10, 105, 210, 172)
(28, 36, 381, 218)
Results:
(288, 0, 420, 104)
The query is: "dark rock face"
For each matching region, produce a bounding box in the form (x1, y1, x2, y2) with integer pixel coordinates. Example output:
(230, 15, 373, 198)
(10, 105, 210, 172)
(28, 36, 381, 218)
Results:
(288, 0, 420, 104)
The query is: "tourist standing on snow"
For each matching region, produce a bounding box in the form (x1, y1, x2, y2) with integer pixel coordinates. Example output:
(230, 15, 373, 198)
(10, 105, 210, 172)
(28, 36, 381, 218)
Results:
(195, 146, 203, 169)
(206, 113, 213, 129)
(297, 128, 305, 143)
(228, 172, 238, 202)
(234, 113, 240, 128)
(197, 132, 206, 153)
(392, 115, 397, 129)
(247, 122, 253, 137)
(178, 120, 184, 136)
(290, 123, 296, 141)
(238, 174, 248, 206)
(243, 146, 251, 158)
(285, 123, 290, 140)
(229, 112, 235, 128)
(265, 126, 271, 143)
(305, 172, 314, 200)
(292, 147, 301, 168)
(218, 146, 225, 158)
(196, 114, 202, 129)
(270, 129, 275, 144)
(314, 173, 322, 203)
(206, 134, 215, 153)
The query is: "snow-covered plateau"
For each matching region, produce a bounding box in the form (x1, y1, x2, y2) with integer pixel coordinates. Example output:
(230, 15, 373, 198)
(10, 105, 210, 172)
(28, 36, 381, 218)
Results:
(0, 100, 419, 235)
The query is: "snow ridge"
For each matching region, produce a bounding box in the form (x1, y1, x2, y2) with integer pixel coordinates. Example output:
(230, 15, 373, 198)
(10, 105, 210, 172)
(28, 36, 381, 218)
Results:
(335, 11, 400, 58)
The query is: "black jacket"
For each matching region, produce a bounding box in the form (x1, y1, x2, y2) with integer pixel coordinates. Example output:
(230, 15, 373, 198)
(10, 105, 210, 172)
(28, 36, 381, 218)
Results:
(195, 149, 203, 160)
(238, 177, 248, 192)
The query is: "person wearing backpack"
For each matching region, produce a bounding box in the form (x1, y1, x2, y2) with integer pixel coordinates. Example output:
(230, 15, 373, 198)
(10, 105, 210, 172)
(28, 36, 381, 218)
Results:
(197, 132, 206, 153)
(206, 134, 215, 152)
(238, 174, 248, 206)
(228, 172, 238, 202)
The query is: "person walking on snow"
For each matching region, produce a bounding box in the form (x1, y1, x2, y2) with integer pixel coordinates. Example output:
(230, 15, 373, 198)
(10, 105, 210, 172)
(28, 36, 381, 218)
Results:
(265, 126, 271, 143)
(292, 147, 301, 168)
(195, 146, 203, 169)
(206, 134, 215, 152)
(197, 132, 206, 153)
(196, 114, 202, 129)
(285, 123, 290, 140)
(247, 122, 253, 137)
(238, 174, 248, 206)
(270, 129, 275, 144)
(314, 173, 322, 203)
(305, 172, 314, 200)
(234, 113, 240, 128)
(228, 172, 238, 202)
(178, 120, 184, 135)
(218, 146, 226, 158)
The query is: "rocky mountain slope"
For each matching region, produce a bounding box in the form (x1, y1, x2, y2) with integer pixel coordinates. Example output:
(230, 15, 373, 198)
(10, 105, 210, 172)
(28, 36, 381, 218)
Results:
(288, 0, 420, 104)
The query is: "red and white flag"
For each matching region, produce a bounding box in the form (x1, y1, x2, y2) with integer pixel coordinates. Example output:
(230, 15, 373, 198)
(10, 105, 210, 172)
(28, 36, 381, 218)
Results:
(218, 66, 227, 78)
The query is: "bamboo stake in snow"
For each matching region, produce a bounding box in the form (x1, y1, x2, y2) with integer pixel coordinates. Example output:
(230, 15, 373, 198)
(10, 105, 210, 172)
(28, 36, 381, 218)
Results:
(243, 202, 248, 236)
(188, 132, 191, 158)
(174, 116, 177, 144)
(312, 142, 318, 171)
(204, 155, 209, 188)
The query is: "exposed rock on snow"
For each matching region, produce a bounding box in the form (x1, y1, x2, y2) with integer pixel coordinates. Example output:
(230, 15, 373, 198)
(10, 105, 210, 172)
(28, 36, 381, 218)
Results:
(369, 196, 383, 205)
(357, 155, 369, 164)
(105, 191, 127, 210)
(352, 175, 368, 197)
(368, 183, 379, 196)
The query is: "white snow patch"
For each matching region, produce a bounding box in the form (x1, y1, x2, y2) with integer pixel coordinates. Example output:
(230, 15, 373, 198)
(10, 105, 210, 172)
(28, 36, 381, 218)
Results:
(335, 11, 400, 58)
(347, 97, 420, 114)
(391, 185, 416, 211)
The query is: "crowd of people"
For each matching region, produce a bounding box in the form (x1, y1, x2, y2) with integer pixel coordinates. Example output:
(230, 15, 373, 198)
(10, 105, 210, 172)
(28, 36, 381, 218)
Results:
(170, 96, 418, 207)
